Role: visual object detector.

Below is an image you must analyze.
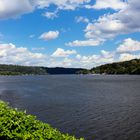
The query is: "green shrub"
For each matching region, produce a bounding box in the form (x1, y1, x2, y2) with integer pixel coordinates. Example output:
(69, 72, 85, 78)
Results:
(0, 101, 84, 140)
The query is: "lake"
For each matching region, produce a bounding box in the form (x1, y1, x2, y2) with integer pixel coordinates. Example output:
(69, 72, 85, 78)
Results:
(0, 75, 140, 140)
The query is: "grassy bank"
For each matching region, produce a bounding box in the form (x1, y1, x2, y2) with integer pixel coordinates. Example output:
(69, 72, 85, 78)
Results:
(0, 101, 84, 140)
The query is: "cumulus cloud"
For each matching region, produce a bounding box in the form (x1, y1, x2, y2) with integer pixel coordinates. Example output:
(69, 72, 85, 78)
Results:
(0, 0, 90, 19)
(84, 0, 140, 45)
(61, 58, 73, 67)
(74, 50, 115, 68)
(119, 53, 140, 61)
(66, 39, 103, 47)
(39, 31, 59, 41)
(85, 0, 127, 10)
(68, 0, 140, 47)
(69, 38, 140, 68)
(35, 0, 90, 10)
(0, 40, 139, 68)
(0, 43, 76, 67)
(0, 0, 34, 19)
(101, 50, 115, 59)
(117, 38, 140, 53)
(0, 43, 47, 66)
(51, 48, 77, 57)
(116, 38, 140, 62)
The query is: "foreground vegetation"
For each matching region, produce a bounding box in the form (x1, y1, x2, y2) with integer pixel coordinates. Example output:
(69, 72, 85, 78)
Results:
(0, 101, 84, 140)
(78, 59, 140, 74)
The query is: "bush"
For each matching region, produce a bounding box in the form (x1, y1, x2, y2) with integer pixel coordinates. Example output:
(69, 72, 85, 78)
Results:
(0, 101, 84, 140)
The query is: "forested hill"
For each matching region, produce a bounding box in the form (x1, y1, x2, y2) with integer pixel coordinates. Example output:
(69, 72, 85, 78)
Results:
(0, 65, 47, 75)
(91, 59, 140, 74)
(0, 59, 140, 75)
(0, 64, 84, 75)
(45, 67, 84, 74)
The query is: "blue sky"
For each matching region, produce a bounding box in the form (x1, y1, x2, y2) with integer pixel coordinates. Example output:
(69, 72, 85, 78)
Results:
(0, 0, 140, 68)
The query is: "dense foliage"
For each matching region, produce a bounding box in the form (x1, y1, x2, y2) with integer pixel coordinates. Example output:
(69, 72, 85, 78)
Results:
(0, 64, 84, 75)
(0, 65, 47, 75)
(45, 67, 84, 75)
(0, 101, 84, 140)
(78, 59, 140, 74)
(91, 59, 140, 74)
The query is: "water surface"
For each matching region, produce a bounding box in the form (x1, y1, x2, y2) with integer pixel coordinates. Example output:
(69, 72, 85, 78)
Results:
(0, 75, 140, 140)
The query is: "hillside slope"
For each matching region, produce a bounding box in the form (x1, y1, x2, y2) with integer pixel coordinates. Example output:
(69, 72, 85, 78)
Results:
(0, 64, 84, 75)
(91, 59, 140, 74)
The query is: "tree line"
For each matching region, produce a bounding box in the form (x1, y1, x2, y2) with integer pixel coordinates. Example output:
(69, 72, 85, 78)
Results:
(78, 59, 140, 75)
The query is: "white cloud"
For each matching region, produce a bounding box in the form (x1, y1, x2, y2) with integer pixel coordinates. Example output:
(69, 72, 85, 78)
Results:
(0, 41, 139, 69)
(101, 50, 115, 58)
(75, 16, 89, 23)
(39, 31, 59, 41)
(0, 0, 34, 19)
(119, 53, 140, 61)
(51, 48, 77, 57)
(62, 58, 73, 67)
(36, 0, 90, 10)
(85, 17, 125, 40)
(85, 0, 127, 10)
(76, 54, 82, 59)
(0, 0, 90, 19)
(116, 38, 140, 62)
(66, 39, 102, 47)
(43, 11, 58, 19)
(117, 38, 140, 53)
(66, 38, 140, 68)
(84, 0, 140, 45)
(73, 50, 115, 68)
(0, 43, 47, 66)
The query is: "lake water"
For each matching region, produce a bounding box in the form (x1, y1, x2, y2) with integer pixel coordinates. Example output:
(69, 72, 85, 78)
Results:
(0, 75, 140, 140)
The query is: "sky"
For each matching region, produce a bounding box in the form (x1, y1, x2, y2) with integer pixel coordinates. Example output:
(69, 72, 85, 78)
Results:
(0, 0, 140, 68)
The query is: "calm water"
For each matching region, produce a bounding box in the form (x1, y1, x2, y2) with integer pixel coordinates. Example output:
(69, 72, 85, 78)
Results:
(0, 75, 140, 140)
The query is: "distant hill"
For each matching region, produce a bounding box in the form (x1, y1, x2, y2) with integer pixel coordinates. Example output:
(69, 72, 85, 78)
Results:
(0, 59, 139, 75)
(0, 64, 84, 75)
(0, 65, 47, 75)
(44, 67, 84, 74)
(91, 59, 140, 74)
